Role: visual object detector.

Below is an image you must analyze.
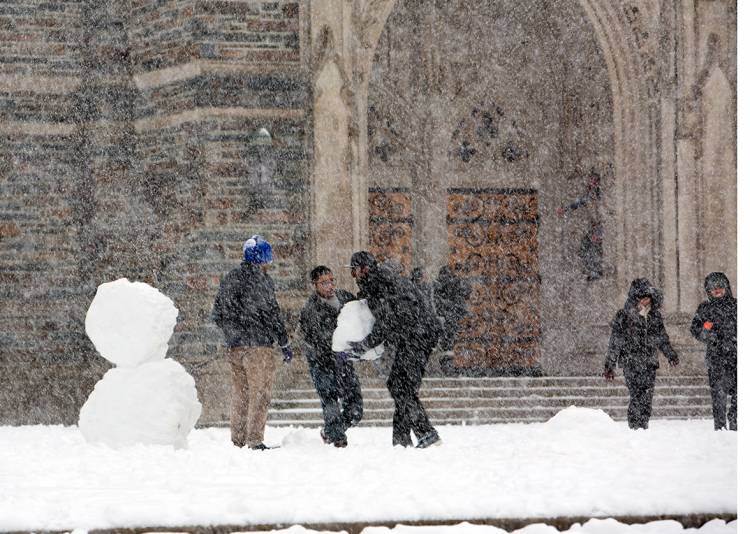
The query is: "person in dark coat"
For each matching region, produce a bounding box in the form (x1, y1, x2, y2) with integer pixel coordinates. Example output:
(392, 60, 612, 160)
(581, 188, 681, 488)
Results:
(299, 265, 363, 447)
(604, 278, 679, 429)
(690, 272, 737, 431)
(433, 265, 472, 354)
(212, 235, 293, 450)
(347, 251, 442, 448)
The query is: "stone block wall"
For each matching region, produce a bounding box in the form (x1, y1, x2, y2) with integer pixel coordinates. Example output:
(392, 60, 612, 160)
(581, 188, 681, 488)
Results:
(0, 0, 309, 426)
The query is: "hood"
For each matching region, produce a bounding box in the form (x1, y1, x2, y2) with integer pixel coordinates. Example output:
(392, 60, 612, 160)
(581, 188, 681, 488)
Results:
(624, 278, 663, 310)
(704, 272, 733, 300)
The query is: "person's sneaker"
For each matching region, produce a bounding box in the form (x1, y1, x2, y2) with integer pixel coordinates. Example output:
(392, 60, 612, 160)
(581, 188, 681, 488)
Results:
(320, 429, 332, 444)
(416, 431, 441, 449)
(333, 436, 348, 448)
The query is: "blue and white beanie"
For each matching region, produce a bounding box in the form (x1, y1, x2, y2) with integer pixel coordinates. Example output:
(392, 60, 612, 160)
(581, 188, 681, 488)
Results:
(243, 235, 273, 265)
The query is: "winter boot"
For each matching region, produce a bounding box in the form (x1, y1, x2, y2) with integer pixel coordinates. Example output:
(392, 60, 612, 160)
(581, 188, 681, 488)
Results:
(249, 443, 277, 451)
(322, 428, 347, 447)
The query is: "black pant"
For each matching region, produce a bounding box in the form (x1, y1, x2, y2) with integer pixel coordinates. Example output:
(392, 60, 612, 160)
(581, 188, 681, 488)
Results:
(623, 366, 656, 429)
(307, 354, 363, 441)
(386, 344, 435, 446)
(708, 364, 737, 430)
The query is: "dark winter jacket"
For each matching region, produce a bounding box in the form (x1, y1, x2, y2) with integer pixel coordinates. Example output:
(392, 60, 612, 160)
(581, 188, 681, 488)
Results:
(299, 289, 356, 362)
(604, 278, 679, 373)
(690, 272, 736, 370)
(212, 261, 289, 348)
(357, 265, 441, 353)
(433, 267, 472, 325)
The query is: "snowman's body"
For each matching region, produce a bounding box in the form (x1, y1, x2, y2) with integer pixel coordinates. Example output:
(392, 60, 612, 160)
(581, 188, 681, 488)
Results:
(78, 279, 202, 448)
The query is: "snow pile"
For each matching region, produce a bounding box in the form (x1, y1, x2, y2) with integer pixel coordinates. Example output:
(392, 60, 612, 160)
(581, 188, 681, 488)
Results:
(545, 406, 616, 430)
(332, 299, 385, 360)
(85, 278, 178, 367)
(78, 278, 201, 449)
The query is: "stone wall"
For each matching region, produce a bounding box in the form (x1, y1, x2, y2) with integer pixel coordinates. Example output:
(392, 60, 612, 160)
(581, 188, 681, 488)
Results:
(0, 0, 737, 425)
(0, 0, 309, 426)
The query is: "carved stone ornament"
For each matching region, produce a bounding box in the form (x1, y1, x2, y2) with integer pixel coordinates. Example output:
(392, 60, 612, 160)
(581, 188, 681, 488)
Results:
(450, 102, 529, 164)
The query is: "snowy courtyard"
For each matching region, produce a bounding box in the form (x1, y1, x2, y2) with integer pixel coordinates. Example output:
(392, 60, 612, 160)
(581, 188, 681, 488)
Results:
(0, 409, 736, 533)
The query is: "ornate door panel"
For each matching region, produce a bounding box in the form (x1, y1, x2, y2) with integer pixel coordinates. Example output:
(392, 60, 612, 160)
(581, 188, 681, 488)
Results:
(447, 188, 540, 373)
(368, 188, 413, 273)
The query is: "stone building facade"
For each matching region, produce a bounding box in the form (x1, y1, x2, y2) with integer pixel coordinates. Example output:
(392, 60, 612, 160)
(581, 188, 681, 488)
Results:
(0, 0, 736, 425)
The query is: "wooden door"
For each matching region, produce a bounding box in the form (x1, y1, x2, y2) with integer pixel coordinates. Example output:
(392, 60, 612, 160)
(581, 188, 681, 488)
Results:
(446, 188, 541, 373)
(368, 188, 413, 273)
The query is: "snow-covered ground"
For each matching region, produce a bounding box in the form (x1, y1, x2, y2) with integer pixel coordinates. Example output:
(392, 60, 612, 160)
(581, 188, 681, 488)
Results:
(0, 408, 736, 533)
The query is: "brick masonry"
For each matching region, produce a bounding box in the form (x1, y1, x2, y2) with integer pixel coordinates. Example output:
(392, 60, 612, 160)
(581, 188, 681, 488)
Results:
(0, 1, 308, 425)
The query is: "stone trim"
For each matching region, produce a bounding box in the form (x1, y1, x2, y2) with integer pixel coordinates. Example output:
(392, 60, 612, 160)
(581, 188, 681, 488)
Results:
(0, 74, 81, 94)
(132, 60, 303, 91)
(0, 121, 76, 136)
(133, 107, 306, 132)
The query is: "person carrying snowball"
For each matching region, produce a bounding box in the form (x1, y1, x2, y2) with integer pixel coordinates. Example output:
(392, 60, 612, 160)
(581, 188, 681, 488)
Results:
(212, 235, 293, 450)
(348, 251, 442, 448)
(299, 265, 363, 448)
(603, 278, 679, 429)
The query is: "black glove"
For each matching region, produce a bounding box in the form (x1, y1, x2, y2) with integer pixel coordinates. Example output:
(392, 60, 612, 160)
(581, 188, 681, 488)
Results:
(335, 351, 355, 363)
(280, 345, 293, 364)
(348, 341, 368, 357)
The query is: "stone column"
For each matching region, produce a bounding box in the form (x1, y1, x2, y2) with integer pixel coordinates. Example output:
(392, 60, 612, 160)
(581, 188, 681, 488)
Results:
(674, 0, 703, 313)
(309, 1, 357, 290)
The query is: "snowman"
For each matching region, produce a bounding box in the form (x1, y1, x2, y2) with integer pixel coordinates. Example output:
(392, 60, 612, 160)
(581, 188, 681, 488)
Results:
(78, 278, 202, 449)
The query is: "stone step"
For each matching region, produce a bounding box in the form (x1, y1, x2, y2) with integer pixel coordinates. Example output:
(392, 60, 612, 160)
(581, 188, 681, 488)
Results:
(276, 384, 710, 400)
(272, 394, 711, 411)
(264, 406, 714, 427)
(262, 376, 713, 427)
(266, 402, 713, 419)
(417, 375, 709, 386)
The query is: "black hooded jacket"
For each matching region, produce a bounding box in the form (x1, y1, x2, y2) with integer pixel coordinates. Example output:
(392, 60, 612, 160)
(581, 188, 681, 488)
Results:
(690, 272, 737, 369)
(212, 261, 289, 348)
(605, 278, 679, 372)
(433, 266, 472, 325)
(356, 264, 440, 353)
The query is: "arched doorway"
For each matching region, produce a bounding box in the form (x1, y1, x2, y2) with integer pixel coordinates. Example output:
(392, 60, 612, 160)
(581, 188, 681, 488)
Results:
(365, 0, 617, 375)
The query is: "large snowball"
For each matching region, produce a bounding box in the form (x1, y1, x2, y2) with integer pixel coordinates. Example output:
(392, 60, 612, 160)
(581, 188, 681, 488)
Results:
(332, 299, 384, 360)
(78, 359, 202, 449)
(85, 278, 178, 367)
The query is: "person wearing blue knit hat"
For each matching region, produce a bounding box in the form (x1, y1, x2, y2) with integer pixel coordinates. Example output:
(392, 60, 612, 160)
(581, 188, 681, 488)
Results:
(212, 235, 293, 450)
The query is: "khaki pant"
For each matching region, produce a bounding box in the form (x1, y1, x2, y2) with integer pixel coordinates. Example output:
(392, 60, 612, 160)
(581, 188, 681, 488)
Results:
(228, 346, 277, 447)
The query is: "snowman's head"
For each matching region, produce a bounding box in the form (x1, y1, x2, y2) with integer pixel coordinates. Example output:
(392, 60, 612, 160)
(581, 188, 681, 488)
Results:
(85, 279, 178, 367)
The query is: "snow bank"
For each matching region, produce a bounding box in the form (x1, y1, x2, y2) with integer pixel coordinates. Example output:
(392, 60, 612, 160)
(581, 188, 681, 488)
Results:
(332, 299, 384, 360)
(78, 359, 202, 449)
(85, 278, 178, 367)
